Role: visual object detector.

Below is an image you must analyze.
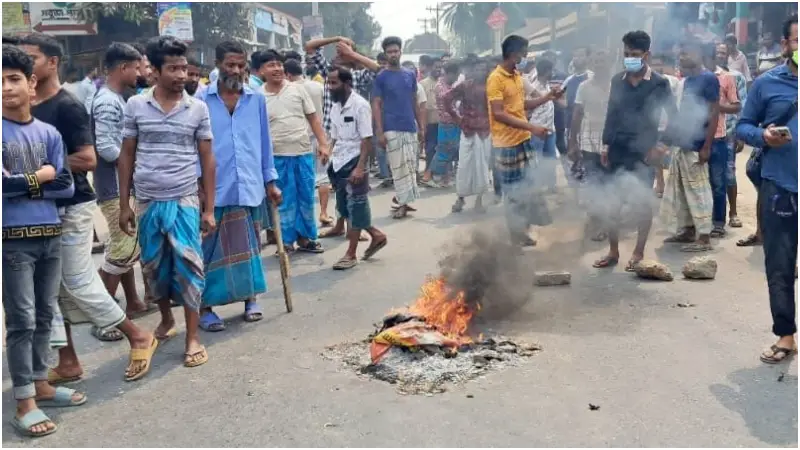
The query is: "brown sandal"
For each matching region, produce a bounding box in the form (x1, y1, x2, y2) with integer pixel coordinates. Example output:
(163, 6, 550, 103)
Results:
(760, 345, 797, 364)
(184, 346, 209, 368)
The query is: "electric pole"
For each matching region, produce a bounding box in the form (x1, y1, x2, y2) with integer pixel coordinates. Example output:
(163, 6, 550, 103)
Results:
(425, 3, 444, 36)
(417, 17, 430, 34)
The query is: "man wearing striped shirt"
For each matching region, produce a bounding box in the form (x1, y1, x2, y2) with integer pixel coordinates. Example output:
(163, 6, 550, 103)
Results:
(118, 36, 216, 369)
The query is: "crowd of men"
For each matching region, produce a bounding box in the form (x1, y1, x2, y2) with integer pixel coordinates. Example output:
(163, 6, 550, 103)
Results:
(1, 13, 797, 437)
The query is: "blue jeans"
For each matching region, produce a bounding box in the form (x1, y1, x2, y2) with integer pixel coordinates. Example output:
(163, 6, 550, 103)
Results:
(708, 139, 729, 227)
(760, 179, 798, 336)
(2, 236, 62, 400)
(531, 133, 558, 188)
(376, 143, 390, 178)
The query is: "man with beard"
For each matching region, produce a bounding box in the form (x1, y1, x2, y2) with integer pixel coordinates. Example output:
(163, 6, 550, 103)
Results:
(131, 43, 153, 94)
(185, 57, 201, 96)
(444, 57, 492, 213)
(327, 67, 388, 270)
(19, 34, 158, 383)
(737, 15, 798, 364)
(262, 49, 330, 254)
(194, 41, 281, 332)
(373, 36, 424, 219)
(91, 43, 154, 322)
(118, 36, 216, 368)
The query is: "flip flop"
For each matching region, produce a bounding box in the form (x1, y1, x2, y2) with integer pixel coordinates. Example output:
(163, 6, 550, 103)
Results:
(681, 242, 713, 252)
(125, 338, 158, 382)
(363, 238, 388, 261)
(624, 259, 643, 272)
(199, 310, 225, 332)
(760, 345, 797, 364)
(709, 227, 726, 238)
(12, 409, 57, 438)
(592, 256, 619, 269)
(184, 346, 209, 368)
(47, 369, 82, 385)
(243, 302, 263, 322)
(91, 326, 124, 342)
(728, 216, 743, 228)
(155, 327, 177, 341)
(391, 198, 417, 211)
(392, 207, 410, 219)
(333, 256, 358, 270)
(36, 387, 87, 408)
(319, 217, 334, 227)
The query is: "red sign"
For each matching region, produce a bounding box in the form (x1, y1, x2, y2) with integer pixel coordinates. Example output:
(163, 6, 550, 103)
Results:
(486, 7, 508, 30)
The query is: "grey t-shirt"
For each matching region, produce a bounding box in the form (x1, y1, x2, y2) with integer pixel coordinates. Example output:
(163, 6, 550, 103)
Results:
(122, 90, 213, 201)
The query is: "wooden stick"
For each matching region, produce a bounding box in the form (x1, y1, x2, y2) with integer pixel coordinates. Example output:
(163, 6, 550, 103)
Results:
(270, 201, 293, 313)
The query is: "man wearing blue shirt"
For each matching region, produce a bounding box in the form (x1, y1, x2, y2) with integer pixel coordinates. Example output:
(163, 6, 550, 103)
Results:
(195, 41, 282, 332)
(736, 15, 798, 364)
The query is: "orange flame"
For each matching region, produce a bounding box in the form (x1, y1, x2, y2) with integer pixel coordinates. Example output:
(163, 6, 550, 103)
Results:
(408, 277, 477, 343)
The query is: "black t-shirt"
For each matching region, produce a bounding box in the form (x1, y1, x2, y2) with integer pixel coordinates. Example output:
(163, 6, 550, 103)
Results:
(32, 88, 96, 207)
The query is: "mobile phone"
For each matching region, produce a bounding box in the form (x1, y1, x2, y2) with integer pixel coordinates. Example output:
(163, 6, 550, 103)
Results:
(773, 126, 793, 140)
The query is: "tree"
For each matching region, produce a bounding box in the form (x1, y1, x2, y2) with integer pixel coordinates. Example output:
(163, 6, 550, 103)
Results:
(76, 2, 251, 49)
(262, 2, 381, 51)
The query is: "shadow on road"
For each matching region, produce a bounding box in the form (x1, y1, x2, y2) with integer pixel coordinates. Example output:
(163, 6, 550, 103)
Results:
(709, 364, 799, 446)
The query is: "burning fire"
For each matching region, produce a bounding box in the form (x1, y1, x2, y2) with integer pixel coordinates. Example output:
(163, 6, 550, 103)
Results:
(407, 277, 480, 343)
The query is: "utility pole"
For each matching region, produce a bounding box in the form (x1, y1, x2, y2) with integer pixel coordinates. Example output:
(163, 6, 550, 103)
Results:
(425, 3, 444, 36)
(311, 1, 318, 16)
(417, 17, 430, 34)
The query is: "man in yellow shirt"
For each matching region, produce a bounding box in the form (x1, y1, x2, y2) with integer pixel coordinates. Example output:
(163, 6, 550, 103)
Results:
(486, 35, 554, 246)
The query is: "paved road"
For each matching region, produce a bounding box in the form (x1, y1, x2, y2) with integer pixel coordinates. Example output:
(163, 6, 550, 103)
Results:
(3, 153, 797, 447)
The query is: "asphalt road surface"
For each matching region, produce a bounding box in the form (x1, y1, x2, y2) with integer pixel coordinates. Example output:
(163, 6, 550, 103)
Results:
(3, 152, 797, 447)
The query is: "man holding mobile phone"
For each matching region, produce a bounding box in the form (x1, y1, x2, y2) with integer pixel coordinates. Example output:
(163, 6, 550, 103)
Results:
(736, 14, 798, 365)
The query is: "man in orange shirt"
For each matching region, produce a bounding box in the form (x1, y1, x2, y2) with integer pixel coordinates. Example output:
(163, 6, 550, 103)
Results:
(486, 35, 551, 246)
(704, 49, 740, 238)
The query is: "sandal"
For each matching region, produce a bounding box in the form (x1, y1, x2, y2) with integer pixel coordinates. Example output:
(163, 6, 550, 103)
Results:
(243, 301, 263, 322)
(593, 256, 619, 269)
(451, 198, 465, 213)
(664, 232, 695, 244)
(125, 337, 158, 382)
(333, 256, 358, 270)
(736, 234, 761, 247)
(91, 326, 124, 342)
(319, 216, 334, 227)
(681, 242, 713, 252)
(36, 386, 87, 408)
(760, 345, 797, 364)
(391, 197, 417, 211)
(155, 326, 177, 341)
(12, 409, 57, 438)
(728, 216, 743, 228)
(296, 240, 324, 254)
(47, 368, 82, 385)
(392, 206, 410, 219)
(709, 227, 726, 238)
(363, 238, 388, 261)
(199, 310, 225, 332)
(184, 346, 209, 368)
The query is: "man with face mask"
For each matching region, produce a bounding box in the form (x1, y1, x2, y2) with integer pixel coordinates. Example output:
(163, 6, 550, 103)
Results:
(736, 15, 798, 364)
(593, 30, 676, 271)
(193, 40, 282, 332)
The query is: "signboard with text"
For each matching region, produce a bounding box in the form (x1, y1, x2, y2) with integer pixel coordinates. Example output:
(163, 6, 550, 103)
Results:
(29, 2, 96, 35)
(157, 3, 194, 42)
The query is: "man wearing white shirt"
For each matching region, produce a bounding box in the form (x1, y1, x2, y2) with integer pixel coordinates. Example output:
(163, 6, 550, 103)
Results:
(325, 67, 388, 270)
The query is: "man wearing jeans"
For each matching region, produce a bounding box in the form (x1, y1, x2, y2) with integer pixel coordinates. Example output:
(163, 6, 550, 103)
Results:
(3, 43, 80, 437)
(703, 49, 740, 238)
(736, 14, 798, 364)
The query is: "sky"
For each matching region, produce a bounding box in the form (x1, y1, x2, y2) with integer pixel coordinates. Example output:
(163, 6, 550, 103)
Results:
(369, 0, 441, 45)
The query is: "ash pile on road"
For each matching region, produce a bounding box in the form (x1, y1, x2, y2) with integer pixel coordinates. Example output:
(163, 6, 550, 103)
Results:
(323, 335, 541, 395)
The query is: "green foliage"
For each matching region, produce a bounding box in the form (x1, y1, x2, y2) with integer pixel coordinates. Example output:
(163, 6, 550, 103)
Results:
(262, 2, 381, 49)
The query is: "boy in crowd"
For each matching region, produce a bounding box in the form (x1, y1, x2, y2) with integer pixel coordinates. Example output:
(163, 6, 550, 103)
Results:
(2, 43, 81, 438)
(118, 36, 216, 368)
